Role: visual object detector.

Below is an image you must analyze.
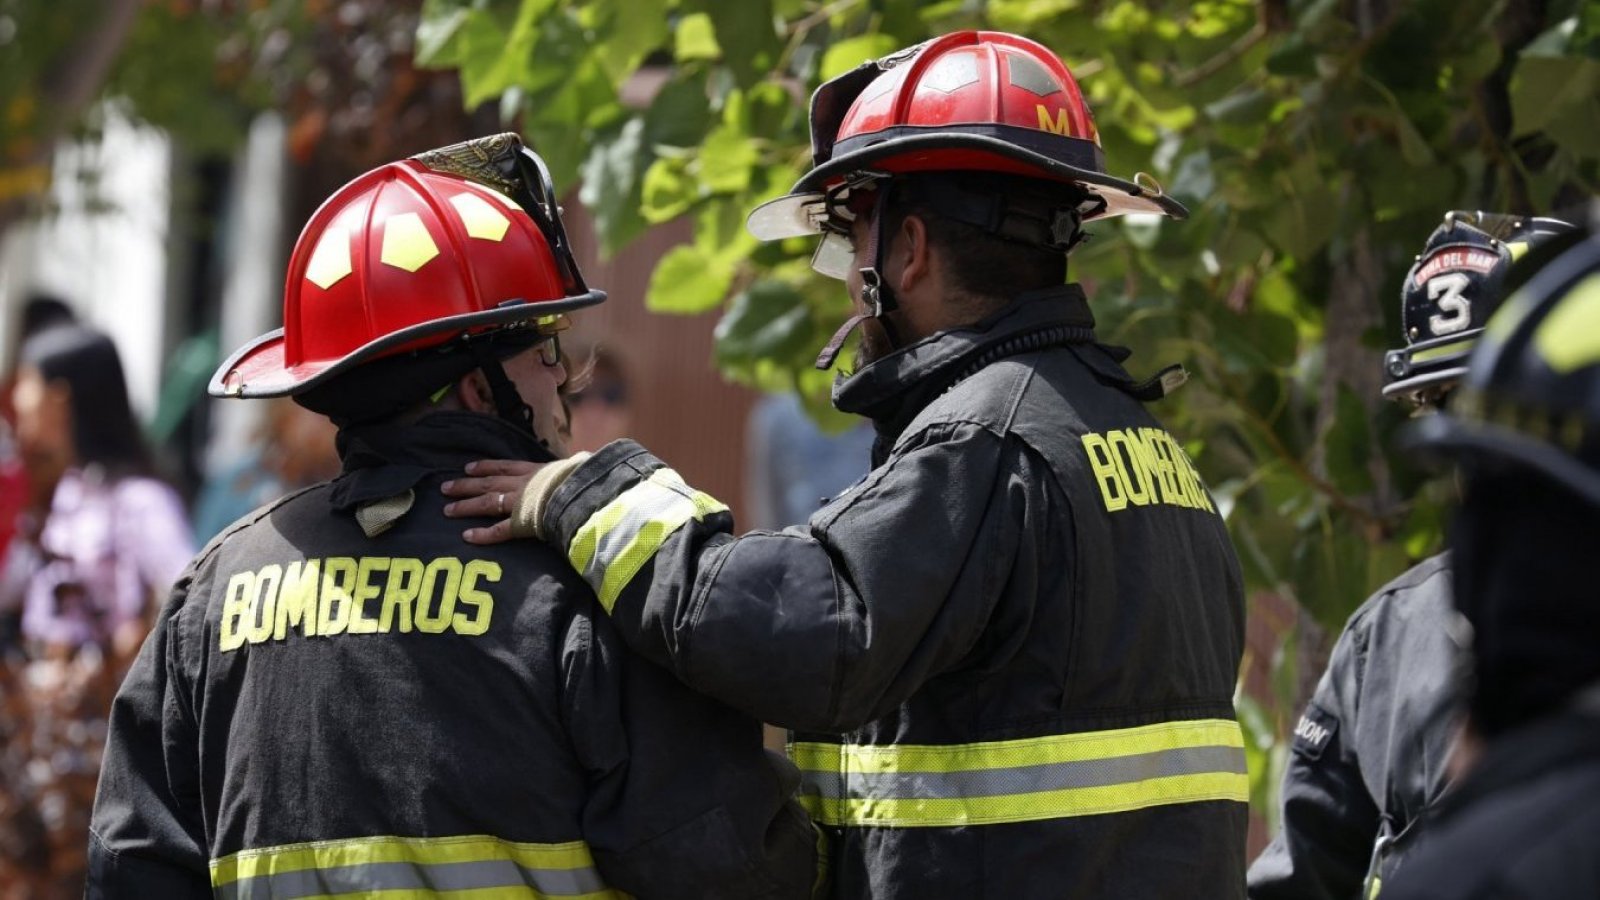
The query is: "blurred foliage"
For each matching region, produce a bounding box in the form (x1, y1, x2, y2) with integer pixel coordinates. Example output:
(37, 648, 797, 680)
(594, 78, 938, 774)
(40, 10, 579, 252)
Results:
(419, 0, 1597, 601)
(420, 0, 1598, 787)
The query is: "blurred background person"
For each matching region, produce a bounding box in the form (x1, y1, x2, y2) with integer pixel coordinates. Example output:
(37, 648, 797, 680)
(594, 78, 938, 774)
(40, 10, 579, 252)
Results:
(189, 397, 338, 544)
(561, 343, 634, 455)
(743, 392, 873, 531)
(0, 325, 192, 896)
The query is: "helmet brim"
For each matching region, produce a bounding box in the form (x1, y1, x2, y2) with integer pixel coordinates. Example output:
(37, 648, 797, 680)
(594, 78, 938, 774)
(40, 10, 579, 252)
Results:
(209, 290, 606, 399)
(750, 131, 1188, 242)
(1403, 413, 1600, 509)
(1381, 365, 1469, 401)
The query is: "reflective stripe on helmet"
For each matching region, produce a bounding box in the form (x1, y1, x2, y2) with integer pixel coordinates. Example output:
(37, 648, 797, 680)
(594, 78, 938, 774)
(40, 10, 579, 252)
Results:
(209, 834, 621, 899)
(789, 718, 1248, 828)
(568, 468, 728, 612)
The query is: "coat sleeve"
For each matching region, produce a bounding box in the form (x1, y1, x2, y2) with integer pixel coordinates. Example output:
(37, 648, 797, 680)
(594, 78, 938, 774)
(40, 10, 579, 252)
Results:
(86, 570, 211, 899)
(543, 427, 1044, 733)
(1247, 610, 1381, 900)
(561, 601, 819, 900)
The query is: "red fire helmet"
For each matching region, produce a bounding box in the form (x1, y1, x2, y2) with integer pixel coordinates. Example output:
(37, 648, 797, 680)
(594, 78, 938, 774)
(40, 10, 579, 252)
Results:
(748, 30, 1186, 242)
(209, 134, 604, 400)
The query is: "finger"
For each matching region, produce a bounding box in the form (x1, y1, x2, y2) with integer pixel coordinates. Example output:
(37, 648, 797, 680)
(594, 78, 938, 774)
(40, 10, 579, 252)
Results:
(463, 520, 516, 545)
(442, 495, 505, 519)
(465, 459, 540, 477)
(440, 475, 525, 498)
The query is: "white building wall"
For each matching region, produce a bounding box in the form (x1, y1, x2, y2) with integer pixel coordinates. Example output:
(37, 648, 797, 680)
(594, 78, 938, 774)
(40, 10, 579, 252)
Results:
(0, 109, 171, 418)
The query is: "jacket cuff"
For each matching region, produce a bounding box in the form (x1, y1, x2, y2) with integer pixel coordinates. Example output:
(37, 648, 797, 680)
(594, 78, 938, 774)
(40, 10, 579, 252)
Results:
(544, 439, 663, 547)
(514, 452, 591, 540)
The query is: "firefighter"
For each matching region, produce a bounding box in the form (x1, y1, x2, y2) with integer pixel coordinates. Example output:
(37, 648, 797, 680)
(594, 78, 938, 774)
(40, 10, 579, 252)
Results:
(444, 34, 1249, 897)
(1247, 212, 1577, 900)
(1381, 215, 1600, 898)
(85, 135, 816, 899)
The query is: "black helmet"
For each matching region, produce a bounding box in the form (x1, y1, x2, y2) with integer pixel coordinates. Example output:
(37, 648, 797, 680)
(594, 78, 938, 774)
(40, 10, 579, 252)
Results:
(1404, 221, 1600, 505)
(1382, 211, 1576, 405)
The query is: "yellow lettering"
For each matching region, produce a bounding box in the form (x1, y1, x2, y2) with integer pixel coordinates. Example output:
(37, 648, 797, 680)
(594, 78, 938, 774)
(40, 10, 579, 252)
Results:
(1174, 444, 1216, 513)
(318, 557, 357, 636)
(348, 558, 387, 635)
(1036, 104, 1071, 135)
(247, 564, 281, 645)
(1107, 430, 1153, 506)
(454, 560, 499, 636)
(220, 572, 254, 652)
(1142, 429, 1186, 508)
(274, 560, 320, 640)
(415, 557, 462, 634)
(1137, 429, 1170, 506)
(1081, 433, 1128, 512)
(380, 558, 424, 633)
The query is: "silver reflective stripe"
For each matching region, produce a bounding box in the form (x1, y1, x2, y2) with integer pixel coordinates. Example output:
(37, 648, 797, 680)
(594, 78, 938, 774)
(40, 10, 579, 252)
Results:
(569, 467, 727, 611)
(790, 719, 1250, 827)
(800, 745, 1245, 803)
(575, 474, 696, 587)
(215, 857, 608, 899)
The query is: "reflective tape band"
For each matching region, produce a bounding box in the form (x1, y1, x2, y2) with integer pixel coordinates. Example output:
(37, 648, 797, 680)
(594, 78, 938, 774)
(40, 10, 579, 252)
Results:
(790, 718, 1248, 828)
(568, 467, 727, 612)
(210, 834, 624, 899)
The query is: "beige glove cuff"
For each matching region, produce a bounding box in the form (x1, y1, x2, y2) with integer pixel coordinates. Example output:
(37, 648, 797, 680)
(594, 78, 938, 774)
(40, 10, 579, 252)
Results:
(510, 451, 591, 540)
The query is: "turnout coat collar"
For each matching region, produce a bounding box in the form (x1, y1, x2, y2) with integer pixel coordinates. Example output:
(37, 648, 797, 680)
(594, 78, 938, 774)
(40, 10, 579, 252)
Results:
(832, 285, 1097, 427)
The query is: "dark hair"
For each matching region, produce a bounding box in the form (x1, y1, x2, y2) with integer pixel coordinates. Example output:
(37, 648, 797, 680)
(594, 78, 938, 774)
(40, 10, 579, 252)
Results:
(20, 326, 151, 477)
(881, 172, 1076, 302)
(21, 293, 76, 339)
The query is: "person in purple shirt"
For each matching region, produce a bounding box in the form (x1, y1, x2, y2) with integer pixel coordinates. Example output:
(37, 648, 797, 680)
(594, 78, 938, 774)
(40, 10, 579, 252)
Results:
(0, 324, 191, 895)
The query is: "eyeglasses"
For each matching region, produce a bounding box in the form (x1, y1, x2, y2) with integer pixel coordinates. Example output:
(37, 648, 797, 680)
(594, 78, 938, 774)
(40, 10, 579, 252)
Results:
(810, 172, 886, 280)
(536, 334, 562, 368)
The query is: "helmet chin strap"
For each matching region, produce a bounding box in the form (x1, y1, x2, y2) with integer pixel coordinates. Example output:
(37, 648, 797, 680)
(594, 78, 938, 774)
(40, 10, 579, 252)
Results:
(815, 188, 903, 370)
(466, 340, 559, 463)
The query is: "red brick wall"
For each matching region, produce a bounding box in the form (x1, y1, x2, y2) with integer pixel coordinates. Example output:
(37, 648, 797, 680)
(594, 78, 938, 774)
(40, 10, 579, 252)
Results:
(562, 207, 760, 524)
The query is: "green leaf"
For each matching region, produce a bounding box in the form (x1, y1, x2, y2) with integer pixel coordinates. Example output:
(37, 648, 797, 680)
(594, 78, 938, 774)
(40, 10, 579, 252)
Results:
(587, 0, 669, 81)
(675, 12, 721, 62)
(455, 0, 557, 108)
(820, 33, 900, 81)
(714, 279, 817, 365)
(1511, 55, 1600, 136)
(698, 125, 761, 193)
(415, 0, 471, 67)
(641, 157, 700, 223)
(578, 117, 649, 254)
(696, 0, 780, 86)
(647, 244, 735, 314)
(644, 72, 715, 149)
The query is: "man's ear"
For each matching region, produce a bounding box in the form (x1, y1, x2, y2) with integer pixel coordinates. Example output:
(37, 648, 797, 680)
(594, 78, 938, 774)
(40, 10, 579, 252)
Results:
(896, 214, 931, 295)
(456, 370, 493, 414)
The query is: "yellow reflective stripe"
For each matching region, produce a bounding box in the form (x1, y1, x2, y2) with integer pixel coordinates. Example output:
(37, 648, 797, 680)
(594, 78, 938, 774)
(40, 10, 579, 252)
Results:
(254, 883, 617, 890)
(209, 834, 622, 898)
(790, 719, 1248, 829)
(1408, 338, 1475, 364)
(1533, 274, 1600, 373)
(567, 468, 727, 613)
(790, 718, 1242, 772)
